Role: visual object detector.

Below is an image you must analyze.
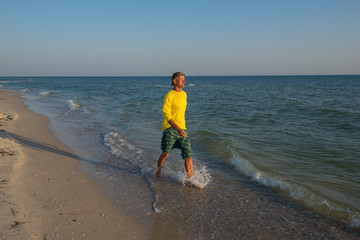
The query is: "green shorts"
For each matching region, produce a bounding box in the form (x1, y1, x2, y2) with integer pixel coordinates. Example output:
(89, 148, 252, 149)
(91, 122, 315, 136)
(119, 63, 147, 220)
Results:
(161, 127, 192, 159)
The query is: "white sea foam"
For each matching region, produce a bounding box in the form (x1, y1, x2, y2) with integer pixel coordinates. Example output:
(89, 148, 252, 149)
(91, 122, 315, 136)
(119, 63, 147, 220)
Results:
(156, 159, 211, 188)
(229, 151, 360, 227)
(152, 193, 162, 213)
(66, 100, 81, 111)
(187, 83, 196, 87)
(180, 166, 211, 188)
(40, 91, 51, 99)
(64, 99, 81, 115)
(21, 89, 31, 93)
(104, 132, 142, 158)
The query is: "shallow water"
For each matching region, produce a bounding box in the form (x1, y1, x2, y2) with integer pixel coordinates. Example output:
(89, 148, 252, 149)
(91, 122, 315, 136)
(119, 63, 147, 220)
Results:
(1, 75, 360, 238)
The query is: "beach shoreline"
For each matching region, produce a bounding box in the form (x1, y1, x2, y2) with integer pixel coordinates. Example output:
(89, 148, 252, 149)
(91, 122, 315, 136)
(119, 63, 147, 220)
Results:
(0, 89, 145, 239)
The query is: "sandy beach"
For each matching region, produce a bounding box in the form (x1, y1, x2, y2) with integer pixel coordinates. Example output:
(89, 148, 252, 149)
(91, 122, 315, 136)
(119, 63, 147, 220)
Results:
(0, 89, 145, 239)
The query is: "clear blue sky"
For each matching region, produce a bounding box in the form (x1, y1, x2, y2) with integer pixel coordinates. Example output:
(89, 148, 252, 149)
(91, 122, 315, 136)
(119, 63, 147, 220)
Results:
(1, 0, 359, 76)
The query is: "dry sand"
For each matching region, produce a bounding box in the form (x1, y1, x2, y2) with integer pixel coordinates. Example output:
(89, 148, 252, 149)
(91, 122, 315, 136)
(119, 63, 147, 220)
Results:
(0, 90, 146, 239)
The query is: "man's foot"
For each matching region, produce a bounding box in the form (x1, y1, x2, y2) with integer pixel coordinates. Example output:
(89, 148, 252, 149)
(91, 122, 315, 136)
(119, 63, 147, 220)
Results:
(186, 178, 204, 189)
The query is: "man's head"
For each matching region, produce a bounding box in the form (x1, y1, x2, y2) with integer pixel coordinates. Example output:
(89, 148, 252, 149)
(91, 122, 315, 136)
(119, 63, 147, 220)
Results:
(171, 72, 185, 86)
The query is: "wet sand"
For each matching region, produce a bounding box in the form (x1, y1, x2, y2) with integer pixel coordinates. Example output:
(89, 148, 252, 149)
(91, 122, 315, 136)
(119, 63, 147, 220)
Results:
(0, 90, 145, 239)
(148, 162, 360, 240)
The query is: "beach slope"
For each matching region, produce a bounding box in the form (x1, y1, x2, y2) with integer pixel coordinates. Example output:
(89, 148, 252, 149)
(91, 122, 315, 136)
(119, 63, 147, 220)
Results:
(0, 90, 145, 239)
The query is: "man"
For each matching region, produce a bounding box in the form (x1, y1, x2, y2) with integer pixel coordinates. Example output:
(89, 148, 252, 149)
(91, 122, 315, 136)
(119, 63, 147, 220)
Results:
(156, 72, 193, 180)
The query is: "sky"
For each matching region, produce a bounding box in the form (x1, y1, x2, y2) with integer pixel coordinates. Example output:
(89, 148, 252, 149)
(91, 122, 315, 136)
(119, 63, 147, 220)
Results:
(1, 0, 360, 76)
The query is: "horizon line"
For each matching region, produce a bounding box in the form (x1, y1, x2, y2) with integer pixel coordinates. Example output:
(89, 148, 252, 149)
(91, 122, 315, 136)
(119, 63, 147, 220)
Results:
(1, 73, 360, 78)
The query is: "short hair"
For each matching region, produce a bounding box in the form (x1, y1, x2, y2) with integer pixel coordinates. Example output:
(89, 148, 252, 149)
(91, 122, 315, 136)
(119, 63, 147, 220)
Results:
(171, 72, 185, 85)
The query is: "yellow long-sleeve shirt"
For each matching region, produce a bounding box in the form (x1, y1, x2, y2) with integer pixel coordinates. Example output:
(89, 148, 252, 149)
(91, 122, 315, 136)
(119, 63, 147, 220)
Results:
(162, 90, 187, 131)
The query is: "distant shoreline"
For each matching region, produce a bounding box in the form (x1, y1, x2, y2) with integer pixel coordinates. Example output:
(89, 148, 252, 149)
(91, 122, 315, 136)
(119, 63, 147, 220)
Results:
(1, 74, 360, 78)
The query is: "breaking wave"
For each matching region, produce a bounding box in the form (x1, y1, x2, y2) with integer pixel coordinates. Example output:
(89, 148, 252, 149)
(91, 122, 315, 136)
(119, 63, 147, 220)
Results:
(40, 91, 51, 99)
(229, 150, 360, 227)
(64, 99, 81, 115)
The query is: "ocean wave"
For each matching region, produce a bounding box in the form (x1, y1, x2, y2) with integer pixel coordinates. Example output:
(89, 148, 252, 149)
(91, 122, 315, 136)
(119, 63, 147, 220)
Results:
(64, 99, 81, 115)
(229, 151, 360, 227)
(66, 99, 81, 111)
(155, 85, 172, 88)
(40, 91, 51, 99)
(21, 89, 31, 93)
(104, 132, 143, 159)
(187, 83, 196, 87)
(317, 108, 349, 116)
(0, 79, 31, 84)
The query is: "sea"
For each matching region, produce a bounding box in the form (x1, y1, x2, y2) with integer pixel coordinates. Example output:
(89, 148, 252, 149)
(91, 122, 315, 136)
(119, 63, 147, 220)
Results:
(1, 75, 359, 238)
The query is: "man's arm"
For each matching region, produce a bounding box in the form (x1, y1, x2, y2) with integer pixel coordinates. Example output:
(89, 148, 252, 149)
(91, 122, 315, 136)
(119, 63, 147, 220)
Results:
(168, 119, 187, 137)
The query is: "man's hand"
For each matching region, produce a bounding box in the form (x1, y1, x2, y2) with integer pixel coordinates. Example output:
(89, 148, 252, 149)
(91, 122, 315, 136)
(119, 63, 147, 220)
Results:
(168, 119, 187, 137)
(176, 128, 187, 137)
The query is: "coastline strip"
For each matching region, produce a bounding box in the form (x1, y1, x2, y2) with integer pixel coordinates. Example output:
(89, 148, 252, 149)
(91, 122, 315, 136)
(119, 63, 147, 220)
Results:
(0, 90, 145, 239)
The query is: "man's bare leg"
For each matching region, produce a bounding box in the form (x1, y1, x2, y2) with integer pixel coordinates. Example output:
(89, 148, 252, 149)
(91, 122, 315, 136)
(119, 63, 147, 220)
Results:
(185, 157, 193, 178)
(185, 157, 203, 188)
(156, 152, 170, 179)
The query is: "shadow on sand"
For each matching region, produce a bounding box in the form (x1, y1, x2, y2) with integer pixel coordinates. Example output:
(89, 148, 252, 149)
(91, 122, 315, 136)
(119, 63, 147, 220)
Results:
(0, 130, 131, 172)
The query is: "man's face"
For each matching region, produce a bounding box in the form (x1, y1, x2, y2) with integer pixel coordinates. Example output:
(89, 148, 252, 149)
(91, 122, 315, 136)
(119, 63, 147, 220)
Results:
(174, 76, 185, 88)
